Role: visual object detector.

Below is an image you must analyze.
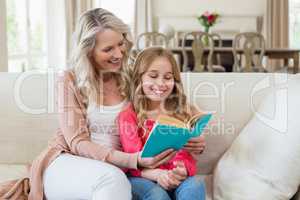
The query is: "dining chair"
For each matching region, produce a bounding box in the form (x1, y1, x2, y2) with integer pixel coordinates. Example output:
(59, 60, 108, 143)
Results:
(134, 31, 183, 70)
(136, 32, 168, 51)
(211, 33, 225, 68)
(232, 32, 267, 72)
(181, 31, 225, 72)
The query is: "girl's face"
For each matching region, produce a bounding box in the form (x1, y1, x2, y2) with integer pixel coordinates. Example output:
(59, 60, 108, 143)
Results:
(92, 29, 126, 72)
(141, 56, 175, 105)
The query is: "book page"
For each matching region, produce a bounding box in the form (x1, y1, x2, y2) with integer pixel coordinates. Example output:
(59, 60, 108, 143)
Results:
(157, 114, 187, 129)
(187, 112, 204, 130)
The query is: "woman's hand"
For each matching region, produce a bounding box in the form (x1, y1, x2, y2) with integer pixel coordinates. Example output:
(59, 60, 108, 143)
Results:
(137, 149, 176, 169)
(183, 135, 206, 155)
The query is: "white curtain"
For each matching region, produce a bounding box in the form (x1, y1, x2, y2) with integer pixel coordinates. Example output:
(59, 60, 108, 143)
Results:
(65, 0, 95, 62)
(134, 0, 153, 40)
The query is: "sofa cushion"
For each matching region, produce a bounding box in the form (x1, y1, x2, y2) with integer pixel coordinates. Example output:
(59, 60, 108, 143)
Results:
(0, 164, 28, 182)
(213, 75, 300, 199)
(0, 73, 58, 164)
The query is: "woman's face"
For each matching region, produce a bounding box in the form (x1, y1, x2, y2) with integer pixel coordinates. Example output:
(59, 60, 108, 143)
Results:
(91, 29, 126, 72)
(141, 56, 175, 104)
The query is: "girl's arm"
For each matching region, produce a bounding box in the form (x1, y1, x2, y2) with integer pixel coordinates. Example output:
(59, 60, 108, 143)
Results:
(117, 105, 144, 176)
(117, 105, 143, 153)
(57, 71, 138, 169)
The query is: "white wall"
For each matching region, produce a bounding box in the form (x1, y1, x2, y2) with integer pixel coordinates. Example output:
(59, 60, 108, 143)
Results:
(153, 0, 266, 17)
(152, 0, 267, 34)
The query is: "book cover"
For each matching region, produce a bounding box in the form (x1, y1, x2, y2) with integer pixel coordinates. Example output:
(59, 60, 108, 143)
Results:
(141, 113, 212, 158)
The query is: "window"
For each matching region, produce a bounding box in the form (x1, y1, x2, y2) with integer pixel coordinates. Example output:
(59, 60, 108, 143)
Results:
(6, 0, 47, 72)
(3, 0, 66, 72)
(289, 0, 300, 48)
(2, 0, 134, 72)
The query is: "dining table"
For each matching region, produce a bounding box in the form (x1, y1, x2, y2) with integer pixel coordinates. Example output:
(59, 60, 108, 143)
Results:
(170, 47, 300, 74)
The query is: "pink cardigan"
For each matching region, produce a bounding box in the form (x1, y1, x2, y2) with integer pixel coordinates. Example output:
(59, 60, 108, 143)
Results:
(118, 103, 197, 177)
(0, 70, 138, 200)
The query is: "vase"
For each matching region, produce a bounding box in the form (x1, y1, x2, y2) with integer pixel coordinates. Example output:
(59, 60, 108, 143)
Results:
(203, 26, 210, 46)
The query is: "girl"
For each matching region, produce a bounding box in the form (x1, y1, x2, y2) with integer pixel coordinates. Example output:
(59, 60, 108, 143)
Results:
(118, 47, 206, 200)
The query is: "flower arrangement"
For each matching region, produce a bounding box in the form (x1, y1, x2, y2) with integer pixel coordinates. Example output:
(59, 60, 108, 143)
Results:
(197, 11, 220, 33)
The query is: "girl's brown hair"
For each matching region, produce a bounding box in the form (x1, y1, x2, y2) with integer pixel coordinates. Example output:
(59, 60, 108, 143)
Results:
(131, 47, 192, 127)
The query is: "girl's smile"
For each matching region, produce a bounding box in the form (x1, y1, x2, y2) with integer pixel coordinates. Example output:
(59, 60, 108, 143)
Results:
(141, 56, 175, 103)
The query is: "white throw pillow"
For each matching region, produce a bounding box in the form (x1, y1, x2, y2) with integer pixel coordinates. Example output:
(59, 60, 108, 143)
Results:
(213, 77, 300, 200)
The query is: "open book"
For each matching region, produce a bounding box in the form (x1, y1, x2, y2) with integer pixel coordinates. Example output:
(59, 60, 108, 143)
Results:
(141, 113, 212, 157)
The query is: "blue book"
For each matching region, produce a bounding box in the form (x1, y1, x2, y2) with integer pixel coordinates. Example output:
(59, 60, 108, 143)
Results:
(141, 113, 212, 158)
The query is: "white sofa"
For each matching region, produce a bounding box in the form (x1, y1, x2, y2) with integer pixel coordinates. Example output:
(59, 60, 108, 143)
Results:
(0, 72, 299, 200)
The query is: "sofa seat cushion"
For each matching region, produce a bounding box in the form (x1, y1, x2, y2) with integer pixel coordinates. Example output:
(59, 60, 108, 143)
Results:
(0, 164, 28, 182)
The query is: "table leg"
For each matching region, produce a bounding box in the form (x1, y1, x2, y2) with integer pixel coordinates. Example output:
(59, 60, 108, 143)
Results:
(293, 53, 299, 74)
(284, 59, 289, 68)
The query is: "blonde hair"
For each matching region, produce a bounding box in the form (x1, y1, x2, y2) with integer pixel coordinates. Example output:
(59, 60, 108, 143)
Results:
(131, 47, 192, 127)
(70, 8, 133, 106)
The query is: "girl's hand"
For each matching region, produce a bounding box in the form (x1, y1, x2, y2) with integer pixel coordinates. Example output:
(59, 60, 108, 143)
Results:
(157, 162, 187, 190)
(137, 149, 176, 169)
(157, 170, 180, 190)
(169, 161, 188, 182)
(183, 135, 206, 155)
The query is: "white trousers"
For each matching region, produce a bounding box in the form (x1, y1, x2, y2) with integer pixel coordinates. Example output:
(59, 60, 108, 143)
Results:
(43, 153, 132, 200)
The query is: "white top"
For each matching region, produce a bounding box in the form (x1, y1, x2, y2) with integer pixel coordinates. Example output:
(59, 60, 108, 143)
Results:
(87, 100, 127, 150)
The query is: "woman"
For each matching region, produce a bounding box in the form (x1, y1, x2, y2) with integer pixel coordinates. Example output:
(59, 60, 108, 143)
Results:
(0, 8, 205, 200)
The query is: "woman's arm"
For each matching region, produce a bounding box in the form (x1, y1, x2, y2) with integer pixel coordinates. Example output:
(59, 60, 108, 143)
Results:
(57, 72, 138, 169)
(141, 168, 165, 181)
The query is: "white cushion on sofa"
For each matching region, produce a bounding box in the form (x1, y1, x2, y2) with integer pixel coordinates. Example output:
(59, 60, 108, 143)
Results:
(213, 76, 300, 199)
